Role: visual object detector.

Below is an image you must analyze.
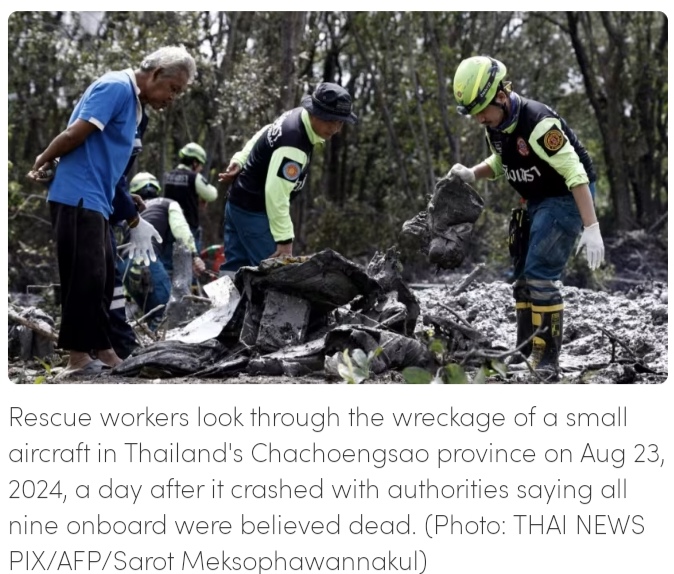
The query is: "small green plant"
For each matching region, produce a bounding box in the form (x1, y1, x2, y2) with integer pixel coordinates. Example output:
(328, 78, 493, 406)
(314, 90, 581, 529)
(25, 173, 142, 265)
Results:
(402, 337, 509, 384)
(337, 348, 383, 384)
(403, 363, 469, 384)
(33, 357, 53, 384)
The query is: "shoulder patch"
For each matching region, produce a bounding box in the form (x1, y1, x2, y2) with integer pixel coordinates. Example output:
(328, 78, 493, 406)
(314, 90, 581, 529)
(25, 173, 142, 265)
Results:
(516, 136, 529, 157)
(277, 157, 304, 182)
(537, 127, 567, 156)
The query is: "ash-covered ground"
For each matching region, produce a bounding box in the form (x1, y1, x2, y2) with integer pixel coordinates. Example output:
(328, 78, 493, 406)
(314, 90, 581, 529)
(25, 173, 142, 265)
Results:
(8, 230, 669, 385)
(11, 276, 666, 385)
(411, 278, 668, 384)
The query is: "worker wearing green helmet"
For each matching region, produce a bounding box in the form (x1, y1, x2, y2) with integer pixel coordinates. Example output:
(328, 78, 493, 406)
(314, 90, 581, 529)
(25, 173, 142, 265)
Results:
(163, 142, 218, 252)
(449, 55, 604, 380)
(129, 171, 162, 198)
(118, 171, 206, 329)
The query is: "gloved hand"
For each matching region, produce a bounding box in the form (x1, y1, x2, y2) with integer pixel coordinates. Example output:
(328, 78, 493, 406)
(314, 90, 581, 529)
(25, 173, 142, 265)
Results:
(128, 218, 162, 267)
(576, 222, 604, 270)
(448, 163, 475, 184)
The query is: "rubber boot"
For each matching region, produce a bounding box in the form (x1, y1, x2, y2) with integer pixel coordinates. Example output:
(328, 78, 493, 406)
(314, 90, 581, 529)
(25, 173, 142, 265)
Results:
(530, 304, 564, 381)
(507, 301, 532, 365)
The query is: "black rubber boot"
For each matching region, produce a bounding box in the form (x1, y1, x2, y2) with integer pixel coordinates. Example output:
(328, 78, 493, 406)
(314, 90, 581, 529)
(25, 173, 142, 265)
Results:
(508, 302, 532, 365)
(530, 305, 564, 381)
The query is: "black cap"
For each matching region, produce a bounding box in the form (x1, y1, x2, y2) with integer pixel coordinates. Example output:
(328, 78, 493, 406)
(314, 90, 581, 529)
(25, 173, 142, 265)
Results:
(301, 82, 358, 125)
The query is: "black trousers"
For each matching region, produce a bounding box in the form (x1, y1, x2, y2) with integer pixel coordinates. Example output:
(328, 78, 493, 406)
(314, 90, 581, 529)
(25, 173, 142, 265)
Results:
(49, 201, 114, 352)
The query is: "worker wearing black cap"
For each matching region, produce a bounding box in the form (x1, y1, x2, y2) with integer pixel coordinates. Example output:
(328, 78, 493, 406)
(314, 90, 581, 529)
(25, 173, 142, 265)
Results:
(217, 82, 358, 275)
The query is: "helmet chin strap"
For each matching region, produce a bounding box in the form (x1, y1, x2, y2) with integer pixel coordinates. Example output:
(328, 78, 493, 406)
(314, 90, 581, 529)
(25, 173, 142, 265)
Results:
(493, 91, 519, 131)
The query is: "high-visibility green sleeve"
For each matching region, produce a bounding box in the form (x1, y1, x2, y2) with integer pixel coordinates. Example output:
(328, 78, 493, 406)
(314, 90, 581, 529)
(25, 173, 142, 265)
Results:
(232, 125, 270, 167)
(195, 174, 218, 202)
(168, 202, 197, 253)
(529, 117, 589, 189)
(483, 153, 505, 180)
(265, 145, 308, 242)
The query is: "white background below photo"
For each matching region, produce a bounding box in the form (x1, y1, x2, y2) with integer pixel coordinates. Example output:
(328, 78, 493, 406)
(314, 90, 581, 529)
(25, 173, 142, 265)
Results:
(1, 386, 672, 573)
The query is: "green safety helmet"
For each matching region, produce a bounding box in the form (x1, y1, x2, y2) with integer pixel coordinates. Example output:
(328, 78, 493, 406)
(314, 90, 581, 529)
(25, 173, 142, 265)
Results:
(179, 142, 207, 165)
(129, 171, 161, 199)
(453, 56, 507, 115)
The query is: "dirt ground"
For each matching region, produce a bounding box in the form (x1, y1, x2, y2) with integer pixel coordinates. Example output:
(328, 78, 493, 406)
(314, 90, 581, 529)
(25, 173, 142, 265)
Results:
(8, 231, 668, 385)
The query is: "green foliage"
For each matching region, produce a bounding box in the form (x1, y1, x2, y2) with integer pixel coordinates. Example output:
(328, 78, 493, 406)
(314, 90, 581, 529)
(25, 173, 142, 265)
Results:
(337, 348, 383, 384)
(33, 357, 54, 384)
(403, 363, 468, 384)
(403, 337, 511, 384)
(7, 11, 666, 293)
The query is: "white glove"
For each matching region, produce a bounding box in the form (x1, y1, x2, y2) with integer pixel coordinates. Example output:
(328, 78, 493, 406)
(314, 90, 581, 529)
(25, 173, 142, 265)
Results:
(128, 218, 162, 267)
(448, 163, 476, 184)
(575, 222, 604, 270)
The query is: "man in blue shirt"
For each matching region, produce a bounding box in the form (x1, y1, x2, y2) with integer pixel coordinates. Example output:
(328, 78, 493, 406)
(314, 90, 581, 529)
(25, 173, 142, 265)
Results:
(107, 111, 150, 359)
(28, 46, 196, 378)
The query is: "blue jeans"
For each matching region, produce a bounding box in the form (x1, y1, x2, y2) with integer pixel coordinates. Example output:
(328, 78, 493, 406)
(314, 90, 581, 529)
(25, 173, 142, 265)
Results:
(117, 257, 171, 330)
(514, 193, 585, 305)
(159, 227, 200, 275)
(220, 201, 277, 273)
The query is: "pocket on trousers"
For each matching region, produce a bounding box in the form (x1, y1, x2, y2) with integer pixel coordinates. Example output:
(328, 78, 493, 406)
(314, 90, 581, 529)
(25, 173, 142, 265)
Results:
(534, 217, 579, 270)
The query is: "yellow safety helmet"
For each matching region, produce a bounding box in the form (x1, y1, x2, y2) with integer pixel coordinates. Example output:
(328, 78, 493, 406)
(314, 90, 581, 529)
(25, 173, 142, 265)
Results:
(453, 56, 507, 115)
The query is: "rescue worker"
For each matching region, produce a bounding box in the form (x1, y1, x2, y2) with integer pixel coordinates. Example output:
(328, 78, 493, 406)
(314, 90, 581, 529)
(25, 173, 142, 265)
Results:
(118, 172, 206, 330)
(217, 82, 358, 276)
(448, 55, 604, 378)
(163, 142, 218, 253)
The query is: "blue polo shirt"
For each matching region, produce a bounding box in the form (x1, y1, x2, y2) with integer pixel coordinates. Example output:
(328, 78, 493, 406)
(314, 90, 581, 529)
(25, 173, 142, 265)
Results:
(48, 70, 139, 218)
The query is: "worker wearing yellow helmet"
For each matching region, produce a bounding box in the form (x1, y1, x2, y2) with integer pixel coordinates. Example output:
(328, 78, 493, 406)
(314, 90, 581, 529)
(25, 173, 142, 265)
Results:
(449, 55, 604, 380)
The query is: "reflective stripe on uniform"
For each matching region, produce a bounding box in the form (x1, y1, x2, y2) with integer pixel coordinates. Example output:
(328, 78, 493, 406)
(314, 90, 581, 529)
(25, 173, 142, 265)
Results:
(110, 298, 126, 310)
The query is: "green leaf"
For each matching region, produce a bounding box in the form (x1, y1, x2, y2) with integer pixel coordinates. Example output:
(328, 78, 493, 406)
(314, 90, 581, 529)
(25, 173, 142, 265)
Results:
(34, 376, 46, 385)
(443, 363, 468, 384)
(34, 357, 52, 374)
(370, 346, 384, 359)
(490, 360, 508, 378)
(337, 362, 355, 384)
(351, 348, 368, 369)
(402, 367, 433, 384)
(351, 367, 368, 384)
(472, 367, 487, 384)
(428, 338, 446, 355)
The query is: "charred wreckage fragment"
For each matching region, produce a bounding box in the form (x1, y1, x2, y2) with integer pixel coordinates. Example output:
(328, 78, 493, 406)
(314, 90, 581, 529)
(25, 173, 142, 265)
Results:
(402, 174, 485, 269)
(112, 248, 439, 380)
(111, 175, 486, 381)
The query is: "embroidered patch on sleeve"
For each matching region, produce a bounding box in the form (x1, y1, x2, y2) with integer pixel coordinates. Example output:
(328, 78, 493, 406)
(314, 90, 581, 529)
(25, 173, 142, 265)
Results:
(537, 127, 567, 157)
(277, 157, 304, 182)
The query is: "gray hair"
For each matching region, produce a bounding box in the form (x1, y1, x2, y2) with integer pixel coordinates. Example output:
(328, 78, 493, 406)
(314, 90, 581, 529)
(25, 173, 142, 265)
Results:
(140, 46, 197, 83)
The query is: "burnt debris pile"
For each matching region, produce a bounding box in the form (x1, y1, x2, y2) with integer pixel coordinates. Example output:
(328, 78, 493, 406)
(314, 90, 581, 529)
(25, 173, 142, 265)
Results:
(112, 248, 437, 379)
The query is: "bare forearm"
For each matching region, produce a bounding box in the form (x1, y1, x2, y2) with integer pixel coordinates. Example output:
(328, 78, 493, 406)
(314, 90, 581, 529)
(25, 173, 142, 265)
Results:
(570, 184, 598, 227)
(34, 120, 96, 169)
(472, 162, 495, 181)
